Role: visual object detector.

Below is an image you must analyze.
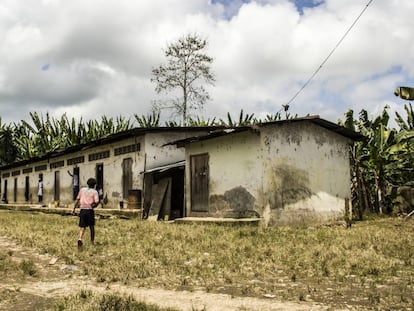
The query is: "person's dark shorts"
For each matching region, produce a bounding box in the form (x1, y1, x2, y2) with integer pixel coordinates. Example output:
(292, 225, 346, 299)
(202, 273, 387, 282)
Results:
(79, 209, 95, 227)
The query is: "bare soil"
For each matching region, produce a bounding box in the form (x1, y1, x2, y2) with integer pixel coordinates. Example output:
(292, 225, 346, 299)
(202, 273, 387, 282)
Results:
(0, 236, 332, 311)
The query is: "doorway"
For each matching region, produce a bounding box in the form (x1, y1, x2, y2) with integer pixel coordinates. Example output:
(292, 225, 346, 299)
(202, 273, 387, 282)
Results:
(96, 163, 104, 199)
(13, 178, 17, 202)
(190, 153, 209, 213)
(54, 171, 60, 201)
(72, 167, 80, 199)
(122, 158, 133, 200)
(24, 176, 30, 202)
(2, 179, 7, 203)
(38, 174, 43, 203)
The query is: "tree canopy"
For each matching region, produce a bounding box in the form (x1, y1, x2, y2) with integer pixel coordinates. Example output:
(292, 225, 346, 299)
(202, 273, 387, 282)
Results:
(151, 33, 215, 125)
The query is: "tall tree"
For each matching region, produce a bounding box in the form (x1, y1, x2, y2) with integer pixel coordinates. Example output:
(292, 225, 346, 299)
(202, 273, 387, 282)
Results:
(151, 33, 215, 125)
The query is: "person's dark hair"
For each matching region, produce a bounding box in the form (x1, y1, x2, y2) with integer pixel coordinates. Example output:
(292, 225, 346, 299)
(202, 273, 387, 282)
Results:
(87, 178, 97, 188)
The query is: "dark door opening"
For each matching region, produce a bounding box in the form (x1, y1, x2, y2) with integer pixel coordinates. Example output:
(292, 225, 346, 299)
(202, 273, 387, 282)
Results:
(25, 176, 30, 202)
(73, 167, 80, 200)
(170, 168, 185, 219)
(2, 179, 7, 203)
(13, 178, 17, 202)
(96, 164, 104, 199)
(190, 153, 209, 213)
(54, 171, 60, 202)
(38, 174, 43, 203)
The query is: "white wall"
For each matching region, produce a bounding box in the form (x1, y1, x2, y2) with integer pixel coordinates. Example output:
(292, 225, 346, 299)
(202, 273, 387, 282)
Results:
(144, 131, 211, 170)
(184, 122, 353, 226)
(260, 122, 352, 226)
(185, 130, 263, 217)
(0, 130, 210, 208)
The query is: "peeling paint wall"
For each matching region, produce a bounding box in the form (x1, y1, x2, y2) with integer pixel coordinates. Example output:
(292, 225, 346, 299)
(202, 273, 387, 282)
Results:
(1, 136, 145, 208)
(145, 132, 195, 169)
(186, 131, 262, 217)
(185, 122, 352, 226)
(260, 122, 352, 226)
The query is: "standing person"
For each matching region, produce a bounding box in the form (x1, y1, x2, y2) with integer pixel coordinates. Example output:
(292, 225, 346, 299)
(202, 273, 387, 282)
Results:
(67, 169, 80, 199)
(72, 178, 99, 247)
(38, 179, 43, 203)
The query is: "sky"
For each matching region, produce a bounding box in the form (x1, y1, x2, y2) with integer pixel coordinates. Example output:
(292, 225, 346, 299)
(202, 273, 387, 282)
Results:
(1, 0, 413, 127)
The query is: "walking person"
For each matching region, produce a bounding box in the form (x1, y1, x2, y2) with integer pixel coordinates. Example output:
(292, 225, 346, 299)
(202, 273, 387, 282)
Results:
(72, 178, 99, 247)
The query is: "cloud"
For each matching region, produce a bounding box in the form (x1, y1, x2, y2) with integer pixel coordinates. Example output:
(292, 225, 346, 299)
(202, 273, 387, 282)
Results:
(0, 0, 413, 128)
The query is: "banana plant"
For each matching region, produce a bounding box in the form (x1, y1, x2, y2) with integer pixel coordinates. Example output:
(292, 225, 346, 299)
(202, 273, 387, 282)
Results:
(134, 111, 161, 128)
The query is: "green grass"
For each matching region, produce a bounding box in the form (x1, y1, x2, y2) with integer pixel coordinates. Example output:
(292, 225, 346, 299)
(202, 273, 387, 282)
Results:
(52, 290, 178, 311)
(0, 210, 414, 309)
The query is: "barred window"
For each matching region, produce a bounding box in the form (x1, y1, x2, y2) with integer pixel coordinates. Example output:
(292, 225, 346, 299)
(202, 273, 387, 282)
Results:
(23, 168, 33, 174)
(50, 160, 64, 169)
(88, 150, 110, 162)
(35, 164, 47, 172)
(12, 170, 20, 176)
(67, 156, 85, 165)
(2, 173, 10, 178)
(114, 143, 140, 156)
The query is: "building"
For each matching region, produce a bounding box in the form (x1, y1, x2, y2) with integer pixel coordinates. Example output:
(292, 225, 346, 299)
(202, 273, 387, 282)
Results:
(0, 127, 216, 218)
(174, 116, 362, 226)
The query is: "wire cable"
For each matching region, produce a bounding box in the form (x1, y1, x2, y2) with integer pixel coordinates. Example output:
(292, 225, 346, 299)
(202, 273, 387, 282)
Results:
(284, 0, 375, 108)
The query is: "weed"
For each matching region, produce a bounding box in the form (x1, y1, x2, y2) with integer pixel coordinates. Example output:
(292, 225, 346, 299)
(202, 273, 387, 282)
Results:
(77, 288, 92, 299)
(52, 291, 178, 311)
(19, 259, 37, 276)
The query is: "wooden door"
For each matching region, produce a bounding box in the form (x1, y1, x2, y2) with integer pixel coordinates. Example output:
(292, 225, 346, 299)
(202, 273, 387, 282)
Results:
(190, 153, 209, 212)
(122, 158, 133, 200)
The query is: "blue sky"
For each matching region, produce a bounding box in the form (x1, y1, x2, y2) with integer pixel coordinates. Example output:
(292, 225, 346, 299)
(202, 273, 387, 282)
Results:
(0, 0, 413, 127)
(212, 0, 323, 15)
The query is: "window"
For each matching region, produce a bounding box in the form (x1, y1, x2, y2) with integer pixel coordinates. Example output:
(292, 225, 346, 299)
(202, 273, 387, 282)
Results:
(50, 160, 64, 169)
(67, 156, 85, 165)
(88, 150, 110, 162)
(35, 164, 47, 172)
(23, 168, 33, 174)
(12, 170, 20, 176)
(114, 144, 140, 156)
(2, 173, 10, 178)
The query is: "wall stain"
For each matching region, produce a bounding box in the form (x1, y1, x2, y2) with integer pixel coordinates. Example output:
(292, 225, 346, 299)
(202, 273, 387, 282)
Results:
(209, 186, 257, 218)
(271, 165, 312, 209)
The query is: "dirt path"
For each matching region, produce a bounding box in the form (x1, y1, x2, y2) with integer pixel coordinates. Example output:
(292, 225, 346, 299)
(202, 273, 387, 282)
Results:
(0, 236, 331, 311)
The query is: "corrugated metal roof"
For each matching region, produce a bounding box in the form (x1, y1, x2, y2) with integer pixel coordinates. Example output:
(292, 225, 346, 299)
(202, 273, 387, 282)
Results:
(0, 126, 222, 170)
(168, 127, 252, 147)
(141, 160, 185, 174)
(169, 116, 364, 147)
(258, 115, 364, 141)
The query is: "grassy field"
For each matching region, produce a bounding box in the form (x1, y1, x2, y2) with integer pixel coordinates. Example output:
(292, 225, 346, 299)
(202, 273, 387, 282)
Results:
(0, 210, 413, 310)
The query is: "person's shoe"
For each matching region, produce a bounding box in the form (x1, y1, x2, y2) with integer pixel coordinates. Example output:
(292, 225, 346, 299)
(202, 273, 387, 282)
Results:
(77, 240, 83, 248)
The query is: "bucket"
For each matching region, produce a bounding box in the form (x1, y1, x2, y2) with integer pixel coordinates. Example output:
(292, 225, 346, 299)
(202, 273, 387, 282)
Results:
(127, 190, 141, 209)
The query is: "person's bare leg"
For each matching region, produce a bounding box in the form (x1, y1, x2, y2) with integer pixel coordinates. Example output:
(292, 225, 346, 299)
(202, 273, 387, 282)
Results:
(90, 226, 95, 245)
(78, 227, 85, 247)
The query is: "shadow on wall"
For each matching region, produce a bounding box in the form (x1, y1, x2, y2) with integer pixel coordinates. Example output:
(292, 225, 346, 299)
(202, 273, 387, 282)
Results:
(209, 186, 258, 218)
(271, 165, 312, 209)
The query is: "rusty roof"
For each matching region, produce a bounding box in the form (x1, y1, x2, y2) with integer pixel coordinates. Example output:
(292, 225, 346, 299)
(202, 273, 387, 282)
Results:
(169, 116, 364, 147)
(0, 126, 222, 170)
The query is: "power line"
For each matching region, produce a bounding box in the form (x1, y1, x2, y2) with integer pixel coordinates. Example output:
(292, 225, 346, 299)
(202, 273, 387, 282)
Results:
(284, 0, 375, 109)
